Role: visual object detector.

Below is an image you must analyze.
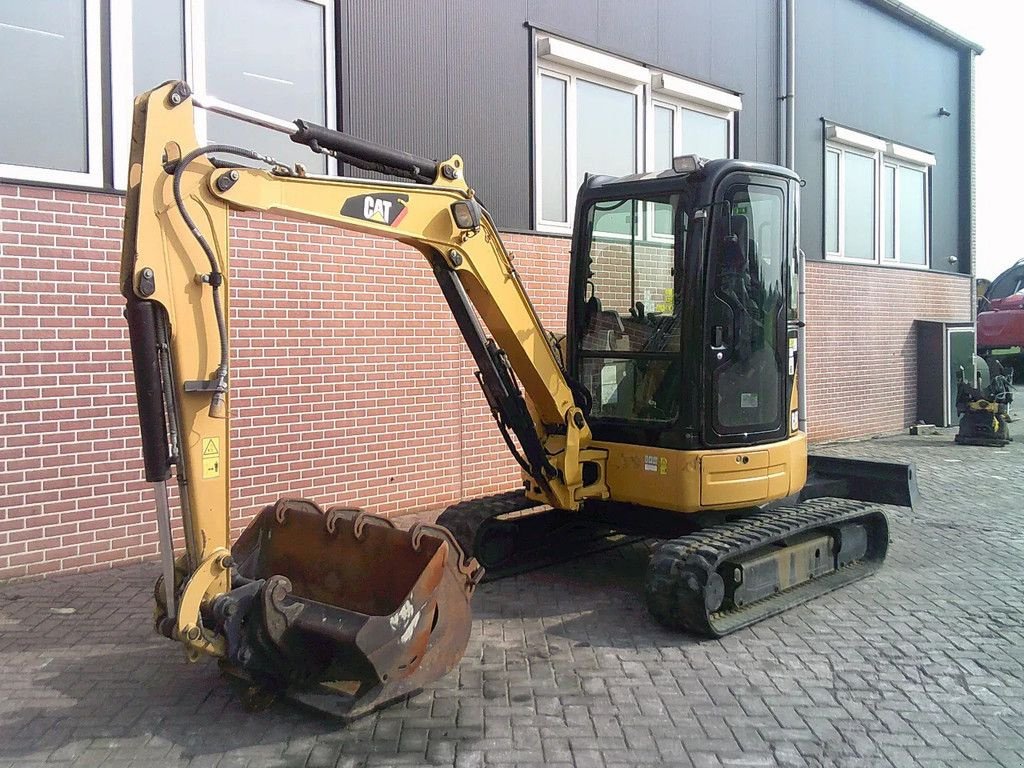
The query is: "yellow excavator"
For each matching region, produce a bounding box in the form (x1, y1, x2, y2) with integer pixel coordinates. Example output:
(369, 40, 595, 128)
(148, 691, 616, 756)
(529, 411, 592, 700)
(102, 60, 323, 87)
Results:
(120, 82, 916, 718)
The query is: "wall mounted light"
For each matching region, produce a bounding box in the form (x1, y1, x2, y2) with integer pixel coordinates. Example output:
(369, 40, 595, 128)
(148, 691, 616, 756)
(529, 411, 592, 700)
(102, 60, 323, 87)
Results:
(938, 107, 952, 117)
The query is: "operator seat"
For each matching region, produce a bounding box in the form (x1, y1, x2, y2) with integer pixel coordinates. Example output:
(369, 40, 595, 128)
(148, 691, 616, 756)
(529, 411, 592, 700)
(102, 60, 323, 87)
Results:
(582, 296, 630, 351)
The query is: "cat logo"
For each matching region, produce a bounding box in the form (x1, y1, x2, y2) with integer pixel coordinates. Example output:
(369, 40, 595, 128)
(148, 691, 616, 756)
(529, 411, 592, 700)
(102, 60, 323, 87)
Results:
(341, 193, 409, 226)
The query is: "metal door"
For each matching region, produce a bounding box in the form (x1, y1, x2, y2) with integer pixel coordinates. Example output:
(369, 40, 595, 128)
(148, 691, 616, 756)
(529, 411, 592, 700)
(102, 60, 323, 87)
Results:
(704, 177, 790, 446)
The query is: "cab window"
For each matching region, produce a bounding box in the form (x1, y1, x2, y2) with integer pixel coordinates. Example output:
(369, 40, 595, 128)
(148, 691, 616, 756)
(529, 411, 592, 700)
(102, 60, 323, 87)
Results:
(577, 194, 686, 421)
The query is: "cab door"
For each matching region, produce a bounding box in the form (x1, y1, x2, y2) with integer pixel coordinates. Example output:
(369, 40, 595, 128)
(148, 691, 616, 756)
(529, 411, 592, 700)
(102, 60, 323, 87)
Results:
(703, 175, 790, 447)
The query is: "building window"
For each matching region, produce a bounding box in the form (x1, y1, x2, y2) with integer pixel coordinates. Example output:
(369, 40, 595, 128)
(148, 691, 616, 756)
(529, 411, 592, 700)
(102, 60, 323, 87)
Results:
(827, 145, 876, 264)
(824, 123, 933, 268)
(576, 79, 639, 183)
(824, 149, 840, 254)
(534, 36, 739, 233)
(0, 0, 103, 186)
(885, 162, 928, 265)
(112, 0, 336, 187)
(681, 108, 729, 159)
(539, 74, 567, 223)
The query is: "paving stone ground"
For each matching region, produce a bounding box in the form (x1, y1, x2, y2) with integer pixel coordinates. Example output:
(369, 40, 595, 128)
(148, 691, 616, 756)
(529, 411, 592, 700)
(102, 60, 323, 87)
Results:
(3, 429, 1024, 767)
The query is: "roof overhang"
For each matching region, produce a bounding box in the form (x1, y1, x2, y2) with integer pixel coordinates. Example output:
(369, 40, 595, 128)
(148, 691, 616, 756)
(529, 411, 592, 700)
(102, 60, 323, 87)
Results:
(865, 0, 983, 54)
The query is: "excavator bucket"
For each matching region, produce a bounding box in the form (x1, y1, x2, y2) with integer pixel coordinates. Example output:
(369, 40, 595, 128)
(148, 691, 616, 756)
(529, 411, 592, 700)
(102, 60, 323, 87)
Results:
(215, 499, 482, 719)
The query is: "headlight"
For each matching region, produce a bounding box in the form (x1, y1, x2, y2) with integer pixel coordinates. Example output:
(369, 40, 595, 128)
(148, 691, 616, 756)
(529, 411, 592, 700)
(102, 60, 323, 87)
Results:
(450, 199, 481, 230)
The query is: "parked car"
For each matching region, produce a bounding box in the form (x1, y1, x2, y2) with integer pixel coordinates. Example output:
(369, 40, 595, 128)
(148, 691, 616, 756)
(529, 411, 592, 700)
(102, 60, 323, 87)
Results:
(977, 260, 1024, 378)
(978, 261, 1024, 346)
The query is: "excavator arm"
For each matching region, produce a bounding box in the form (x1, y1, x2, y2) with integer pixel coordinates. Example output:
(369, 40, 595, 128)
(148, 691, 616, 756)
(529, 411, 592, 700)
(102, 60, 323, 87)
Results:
(208, 144, 609, 506)
(120, 82, 607, 716)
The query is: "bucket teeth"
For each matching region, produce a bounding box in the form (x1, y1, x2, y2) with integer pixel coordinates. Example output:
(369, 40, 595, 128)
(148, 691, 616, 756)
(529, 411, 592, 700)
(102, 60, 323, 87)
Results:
(212, 498, 479, 719)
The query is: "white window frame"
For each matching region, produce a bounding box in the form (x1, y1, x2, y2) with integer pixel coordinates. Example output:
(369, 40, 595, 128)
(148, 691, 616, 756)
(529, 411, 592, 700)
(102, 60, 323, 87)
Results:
(111, 0, 336, 189)
(825, 146, 842, 255)
(533, 34, 739, 235)
(645, 101, 678, 243)
(883, 158, 931, 266)
(648, 71, 738, 174)
(645, 97, 734, 243)
(0, 0, 104, 187)
(824, 142, 880, 264)
(535, 59, 644, 234)
(648, 98, 735, 167)
(882, 160, 896, 261)
(824, 124, 934, 270)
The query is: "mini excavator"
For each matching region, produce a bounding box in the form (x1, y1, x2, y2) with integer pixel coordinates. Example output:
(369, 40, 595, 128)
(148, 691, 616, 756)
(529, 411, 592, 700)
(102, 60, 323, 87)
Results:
(120, 82, 916, 718)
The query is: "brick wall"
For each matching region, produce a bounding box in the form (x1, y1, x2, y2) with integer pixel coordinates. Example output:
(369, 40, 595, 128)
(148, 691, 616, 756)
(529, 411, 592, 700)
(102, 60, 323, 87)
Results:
(589, 239, 675, 313)
(0, 183, 973, 579)
(0, 183, 568, 580)
(804, 260, 973, 442)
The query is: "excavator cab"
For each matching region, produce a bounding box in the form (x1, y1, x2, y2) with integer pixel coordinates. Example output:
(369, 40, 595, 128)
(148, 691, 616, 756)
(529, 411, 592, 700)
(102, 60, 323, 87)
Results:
(569, 159, 799, 454)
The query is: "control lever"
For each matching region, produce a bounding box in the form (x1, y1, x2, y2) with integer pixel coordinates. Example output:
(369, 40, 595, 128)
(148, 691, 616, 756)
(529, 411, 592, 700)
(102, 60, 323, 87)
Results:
(710, 325, 727, 352)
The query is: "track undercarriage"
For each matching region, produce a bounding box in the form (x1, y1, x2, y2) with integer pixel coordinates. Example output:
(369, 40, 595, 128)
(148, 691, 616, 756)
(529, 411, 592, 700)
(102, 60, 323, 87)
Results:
(643, 498, 888, 637)
(436, 456, 912, 639)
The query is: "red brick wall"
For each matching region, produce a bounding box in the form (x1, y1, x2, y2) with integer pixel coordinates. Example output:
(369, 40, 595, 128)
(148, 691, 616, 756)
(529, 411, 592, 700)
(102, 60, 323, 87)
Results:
(804, 260, 973, 442)
(0, 183, 569, 580)
(588, 239, 675, 313)
(0, 183, 972, 579)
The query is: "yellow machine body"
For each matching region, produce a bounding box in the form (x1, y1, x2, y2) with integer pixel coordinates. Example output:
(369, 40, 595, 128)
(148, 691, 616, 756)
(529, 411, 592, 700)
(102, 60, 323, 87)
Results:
(598, 433, 807, 512)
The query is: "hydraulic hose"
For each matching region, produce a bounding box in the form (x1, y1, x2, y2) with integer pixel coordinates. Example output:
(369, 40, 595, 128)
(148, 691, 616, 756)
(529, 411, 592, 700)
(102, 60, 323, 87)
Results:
(170, 145, 272, 417)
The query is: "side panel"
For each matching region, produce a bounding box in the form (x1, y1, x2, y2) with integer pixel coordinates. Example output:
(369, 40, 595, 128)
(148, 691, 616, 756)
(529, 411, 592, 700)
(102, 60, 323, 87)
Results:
(978, 310, 1024, 350)
(596, 433, 807, 513)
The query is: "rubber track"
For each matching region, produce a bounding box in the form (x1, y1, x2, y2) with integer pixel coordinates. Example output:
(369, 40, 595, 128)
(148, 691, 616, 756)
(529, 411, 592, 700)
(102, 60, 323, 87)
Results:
(435, 490, 644, 581)
(435, 490, 538, 559)
(644, 497, 889, 638)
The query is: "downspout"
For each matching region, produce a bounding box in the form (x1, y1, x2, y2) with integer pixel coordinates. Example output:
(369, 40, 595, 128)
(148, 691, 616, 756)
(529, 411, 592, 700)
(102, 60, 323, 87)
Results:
(784, 0, 807, 434)
(777, 0, 787, 166)
(966, 50, 977, 320)
(785, 0, 796, 172)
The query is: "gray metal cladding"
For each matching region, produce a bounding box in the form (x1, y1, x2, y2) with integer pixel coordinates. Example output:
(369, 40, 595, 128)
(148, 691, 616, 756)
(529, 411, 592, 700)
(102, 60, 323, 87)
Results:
(796, 0, 965, 271)
(443, 0, 531, 229)
(341, 0, 451, 163)
(338, 0, 967, 266)
(339, 0, 530, 229)
(338, 0, 780, 230)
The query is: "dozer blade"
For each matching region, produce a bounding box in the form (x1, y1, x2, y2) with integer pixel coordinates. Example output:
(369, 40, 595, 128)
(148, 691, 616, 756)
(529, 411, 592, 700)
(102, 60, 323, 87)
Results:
(211, 499, 481, 719)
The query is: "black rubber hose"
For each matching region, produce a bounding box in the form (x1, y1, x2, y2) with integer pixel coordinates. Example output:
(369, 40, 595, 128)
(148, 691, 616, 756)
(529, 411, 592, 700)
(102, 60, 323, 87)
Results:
(170, 144, 267, 415)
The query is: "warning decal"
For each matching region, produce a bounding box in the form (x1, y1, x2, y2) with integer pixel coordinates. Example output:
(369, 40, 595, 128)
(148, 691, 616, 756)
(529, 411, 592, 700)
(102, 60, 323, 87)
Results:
(202, 437, 220, 479)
